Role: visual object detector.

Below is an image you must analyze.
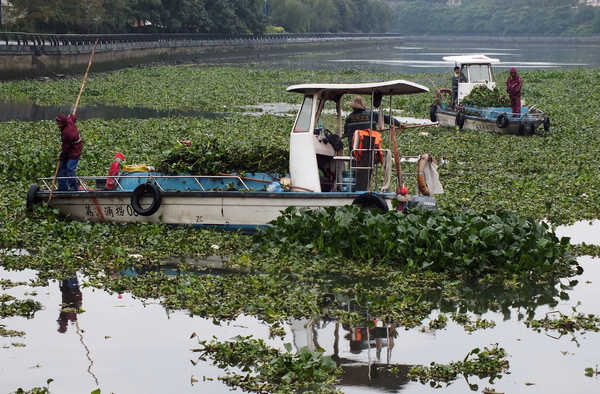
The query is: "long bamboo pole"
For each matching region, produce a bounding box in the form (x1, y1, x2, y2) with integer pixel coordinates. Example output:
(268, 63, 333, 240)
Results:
(48, 39, 99, 202)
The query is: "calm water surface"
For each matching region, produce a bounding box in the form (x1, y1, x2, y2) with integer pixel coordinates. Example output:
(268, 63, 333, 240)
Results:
(2, 248, 599, 393)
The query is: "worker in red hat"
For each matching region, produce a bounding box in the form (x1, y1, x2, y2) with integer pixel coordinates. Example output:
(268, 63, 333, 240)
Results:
(506, 67, 523, 116)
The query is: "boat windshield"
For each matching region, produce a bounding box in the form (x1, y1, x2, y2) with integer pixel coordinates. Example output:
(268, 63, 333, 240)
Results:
(294, 95, 313, 133)
(467, 64, 491, 83)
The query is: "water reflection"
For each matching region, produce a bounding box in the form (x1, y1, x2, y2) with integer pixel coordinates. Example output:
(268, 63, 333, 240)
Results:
(0, 102, 224, 122)
(57, 276, 83, 333)
(555, 220, 600, 245)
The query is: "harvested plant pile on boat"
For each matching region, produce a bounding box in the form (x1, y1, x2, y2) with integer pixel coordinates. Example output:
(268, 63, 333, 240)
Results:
(461, 85, 510, 107)
(157, 116, 290, 175)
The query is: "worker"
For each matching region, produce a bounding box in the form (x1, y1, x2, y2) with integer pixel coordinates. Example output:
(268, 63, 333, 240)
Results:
(343, 95, 399, 150)
(506, 67, 523, 116)
(451, 65, 467, 106)
(56, 114, 83, 191)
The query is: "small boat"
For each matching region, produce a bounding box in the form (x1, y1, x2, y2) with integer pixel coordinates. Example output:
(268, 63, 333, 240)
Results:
(27, 80, 443, 230)
(430, 55, 550, 135)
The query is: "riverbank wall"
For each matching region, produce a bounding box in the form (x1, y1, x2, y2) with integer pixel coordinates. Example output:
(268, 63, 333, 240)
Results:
(0, 32, 403, 79)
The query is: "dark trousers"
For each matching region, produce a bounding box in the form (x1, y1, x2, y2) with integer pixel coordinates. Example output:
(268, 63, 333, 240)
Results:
(58, 159, 79, 190)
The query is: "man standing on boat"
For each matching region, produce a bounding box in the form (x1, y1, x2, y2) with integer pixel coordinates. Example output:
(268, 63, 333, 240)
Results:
(506, 67, 523, 116)
(56, 114, 83, 191)
(343, 95, 399, 149)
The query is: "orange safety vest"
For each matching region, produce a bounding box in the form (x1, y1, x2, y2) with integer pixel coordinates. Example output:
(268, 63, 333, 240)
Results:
(353, 129, 383, 163)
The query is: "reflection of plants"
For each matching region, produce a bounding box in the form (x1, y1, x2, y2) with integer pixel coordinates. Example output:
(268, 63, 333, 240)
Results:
(194, 335, 341, 393)
(407, 345, 509, 390)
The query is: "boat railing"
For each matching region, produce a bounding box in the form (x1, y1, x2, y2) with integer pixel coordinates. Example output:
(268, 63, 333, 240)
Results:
(37, 174, 254, 192)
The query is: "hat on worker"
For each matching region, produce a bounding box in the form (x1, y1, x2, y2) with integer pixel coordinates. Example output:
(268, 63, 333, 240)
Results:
(348, 95, 367, 110)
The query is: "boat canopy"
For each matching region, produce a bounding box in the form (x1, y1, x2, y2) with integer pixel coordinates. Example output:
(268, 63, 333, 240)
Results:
(443, 54, 500, 66)
(286, 80, 429, 101)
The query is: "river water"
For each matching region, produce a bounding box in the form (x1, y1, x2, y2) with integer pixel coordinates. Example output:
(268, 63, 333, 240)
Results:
(2, 38, 600, 393)
(1, 37, 598, 122)
(243, 37, 600, 74)
(1, 220, 599, 393)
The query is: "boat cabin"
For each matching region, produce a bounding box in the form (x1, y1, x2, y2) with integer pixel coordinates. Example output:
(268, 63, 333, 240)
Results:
(443, 55, 499, 104)
(286, 81, 429, 193)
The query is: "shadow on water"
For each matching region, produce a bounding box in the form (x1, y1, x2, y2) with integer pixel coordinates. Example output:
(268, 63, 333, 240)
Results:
(0, 101, 224, 122)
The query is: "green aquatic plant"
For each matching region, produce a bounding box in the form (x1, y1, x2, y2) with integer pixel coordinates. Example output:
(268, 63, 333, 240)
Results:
(525, 306, 600, 337)
(256, 206, 578, 277)
(0, 294, 43, 319)
(407, 345, 509, 389)
(194, 335, 341, 393)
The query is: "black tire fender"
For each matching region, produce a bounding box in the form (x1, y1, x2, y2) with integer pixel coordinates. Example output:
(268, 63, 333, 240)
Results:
(429, 104, 438, 122)
(352, 192, 389, 212)
(455, 111, 465, 129)
(130, 183, 161, 216)
(496, 113, 509, 129)
(518, 120, 526, 135)
(26, 183, 39, 211)
(543, 115, 550, 131)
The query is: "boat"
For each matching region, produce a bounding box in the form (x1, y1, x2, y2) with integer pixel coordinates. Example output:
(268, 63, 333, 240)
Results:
(27, 80, 443, 230)
(430, 55, 550, 135)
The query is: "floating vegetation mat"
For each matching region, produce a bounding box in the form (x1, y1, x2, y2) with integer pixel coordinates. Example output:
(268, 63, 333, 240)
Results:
(1, 65, 600, 393)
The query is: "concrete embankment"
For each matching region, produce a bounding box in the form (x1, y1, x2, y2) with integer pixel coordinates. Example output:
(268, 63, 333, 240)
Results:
(0, 33, 403, 79)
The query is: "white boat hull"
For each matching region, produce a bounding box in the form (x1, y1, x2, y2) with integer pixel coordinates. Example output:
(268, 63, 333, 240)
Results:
(39, 191, 393, 229)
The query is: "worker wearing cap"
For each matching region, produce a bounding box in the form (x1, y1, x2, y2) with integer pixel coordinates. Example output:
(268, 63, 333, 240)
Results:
(56, 114, 83, 191)
(343, 95, 398, 150)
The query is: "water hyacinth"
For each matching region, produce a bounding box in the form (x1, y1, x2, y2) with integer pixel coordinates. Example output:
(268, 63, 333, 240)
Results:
(256, 206, 578, 277)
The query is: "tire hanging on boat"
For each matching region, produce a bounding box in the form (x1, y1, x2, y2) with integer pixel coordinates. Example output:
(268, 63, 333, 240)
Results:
(352, 192, 389, 212)
(455, 111, 465, 129)
(543, 115, 550, 131)
(495, 113, 509, 129)
(26, 184, 39, 211)
(416, 154, 431, 196)
(518, 120, 527, 136)
(429, 104, 438, 122)
(130, 183, 161, 216)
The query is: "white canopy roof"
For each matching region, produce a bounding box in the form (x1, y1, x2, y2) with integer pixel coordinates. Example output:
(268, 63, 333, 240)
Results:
(286, 80, 429, 98)
(443, 54, 500, 66)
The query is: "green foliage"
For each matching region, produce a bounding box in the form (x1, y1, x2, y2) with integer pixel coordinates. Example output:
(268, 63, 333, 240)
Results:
(390, 0, 600, 35)
(461, 85, 510, 107)
(408, 345, 509, 389)
(196, 336, 341, 393)
(269, 0, 393, 33)
(256, 206, 578, 277)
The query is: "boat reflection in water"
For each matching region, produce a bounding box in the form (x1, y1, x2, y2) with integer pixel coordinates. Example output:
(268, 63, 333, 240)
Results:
(290, 317, 410, 391)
